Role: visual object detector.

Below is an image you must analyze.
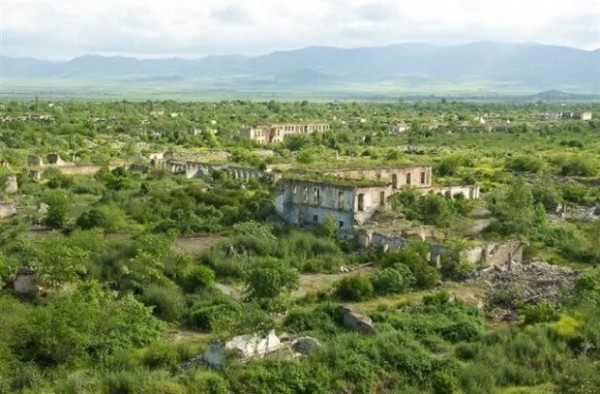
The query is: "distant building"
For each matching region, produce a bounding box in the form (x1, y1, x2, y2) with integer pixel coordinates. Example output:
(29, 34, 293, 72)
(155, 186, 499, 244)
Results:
(534, 112, 562, 121)
(389, 121, 409, 133)
(562, 111, 593, 120)
(150, 106, 165, 117)
(536, 112, 592, 121)
(241, 123, 330, 144)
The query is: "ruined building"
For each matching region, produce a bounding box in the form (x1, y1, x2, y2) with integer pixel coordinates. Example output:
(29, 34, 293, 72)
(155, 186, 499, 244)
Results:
(275, 176, 392, 230)
(241, 123, 330, 145)
(275, 164, 479, 231)
(323, 165, 433, 190)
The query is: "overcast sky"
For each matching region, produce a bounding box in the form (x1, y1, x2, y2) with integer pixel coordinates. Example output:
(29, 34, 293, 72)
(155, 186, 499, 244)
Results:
(2, 0, 599, 60)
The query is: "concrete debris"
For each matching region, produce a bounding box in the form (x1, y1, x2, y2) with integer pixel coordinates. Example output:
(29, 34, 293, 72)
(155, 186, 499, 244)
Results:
(467, 260, 578, 311)
(182, 331, 321, 370)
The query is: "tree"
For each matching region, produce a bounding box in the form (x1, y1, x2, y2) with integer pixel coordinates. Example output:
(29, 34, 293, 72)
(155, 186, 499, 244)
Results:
(487, 177, 536, 236)
(243, 257, 299, 300)
(532, 177, 562, 211)
(15, 282, 163, 365)
(44, 190, 71, 229)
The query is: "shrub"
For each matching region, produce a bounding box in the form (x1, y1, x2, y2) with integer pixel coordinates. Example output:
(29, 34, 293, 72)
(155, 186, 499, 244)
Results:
(432, 371, 460, 394)
(561, 157, 598, 177)
(184, 291, 241, 332)
(182, 265, 215, 292)
(334, 275, 374, 301)
(283, 308, 338, 334)
(523, 300, 560, 325)
(370, 266, 415, 295)
(140, 284, 186, 322)
(181, 370, 229, 394)
(506, 156, 544, 173)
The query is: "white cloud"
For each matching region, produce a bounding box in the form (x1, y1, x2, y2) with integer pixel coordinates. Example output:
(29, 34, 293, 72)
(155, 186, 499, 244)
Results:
(1, 0, 599, 59)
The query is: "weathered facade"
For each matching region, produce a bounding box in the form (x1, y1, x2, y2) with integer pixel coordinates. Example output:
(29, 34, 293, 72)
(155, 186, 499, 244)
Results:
(275, 178, 392, 229)
(324, 165, 433, 190)
(241, 123, 330, 145)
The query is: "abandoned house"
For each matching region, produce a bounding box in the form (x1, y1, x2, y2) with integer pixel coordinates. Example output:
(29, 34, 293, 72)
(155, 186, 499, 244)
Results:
(241, 123, 330, 145)
(275, 176, 393, 229)
(323, 165, 433, 190)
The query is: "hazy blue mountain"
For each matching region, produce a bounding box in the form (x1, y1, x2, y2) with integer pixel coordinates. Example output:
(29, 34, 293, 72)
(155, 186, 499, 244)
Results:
(2, 42, 599, 96)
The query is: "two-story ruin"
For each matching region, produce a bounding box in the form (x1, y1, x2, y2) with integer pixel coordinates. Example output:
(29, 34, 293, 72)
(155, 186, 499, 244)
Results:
(323, 165, 433, 190)
(275, 175, 392, 230)
(241, 123, 330, 145)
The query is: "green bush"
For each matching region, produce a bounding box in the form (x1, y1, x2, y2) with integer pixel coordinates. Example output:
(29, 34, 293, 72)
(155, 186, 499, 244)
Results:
(182, 264, 215, 292)
(140, 283, 186, 322)
(334, 275, 374, 301)
(181, 370, 229, 394)
(184, 291, 241, 332)
(432, 371, 460, 394)
(505, 155, 544, 173)
(523, 300, 560, 325)
(370, 266, 415, 295)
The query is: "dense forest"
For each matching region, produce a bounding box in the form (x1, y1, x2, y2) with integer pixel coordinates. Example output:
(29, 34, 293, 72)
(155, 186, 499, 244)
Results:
(0, 99, 599, 393)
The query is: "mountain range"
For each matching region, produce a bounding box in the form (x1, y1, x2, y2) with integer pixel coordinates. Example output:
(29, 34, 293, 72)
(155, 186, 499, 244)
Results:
(2, 42, 599, 98)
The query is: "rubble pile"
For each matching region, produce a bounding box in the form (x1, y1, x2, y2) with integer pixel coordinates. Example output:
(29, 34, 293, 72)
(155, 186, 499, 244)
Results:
(181, 331, 321, 371)
(468, 260, 578, 305)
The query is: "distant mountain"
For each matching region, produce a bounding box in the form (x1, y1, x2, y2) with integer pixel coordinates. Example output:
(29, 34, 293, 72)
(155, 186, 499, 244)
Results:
(2, 42, 599, 97)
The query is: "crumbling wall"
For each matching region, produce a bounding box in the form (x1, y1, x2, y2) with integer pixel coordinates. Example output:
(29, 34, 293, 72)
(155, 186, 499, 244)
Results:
(354, 186, 393, 225)
(5, 175, 17, 194)
(341, 307, 374, 334)
(27, 155, 43, 167)
(0, 203, 17, 218)
(46, 153, 66, 166)
(484, 241, 525, 268)
(57, 166, 107, 176)
(430, 185, 480, 199)
(461, 241, 525, 268)
(13, 267, 37, 297)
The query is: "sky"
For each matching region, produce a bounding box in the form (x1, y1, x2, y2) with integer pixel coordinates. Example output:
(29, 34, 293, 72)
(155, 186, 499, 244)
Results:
(1, 0, 599, 60)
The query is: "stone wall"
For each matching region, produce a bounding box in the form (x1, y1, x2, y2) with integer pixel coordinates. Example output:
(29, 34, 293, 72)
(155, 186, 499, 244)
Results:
(341, 307, 374, 334)
(430, 185, 480, 199)
(151, 159, 268, 182)
(5, 175, 18, 194)
(57, 166, 108, 176)
(0, 203, 17, 218)
(46, 153, 66, 166)
(27, 155, 43, 167)
(358, 229, 525, 269)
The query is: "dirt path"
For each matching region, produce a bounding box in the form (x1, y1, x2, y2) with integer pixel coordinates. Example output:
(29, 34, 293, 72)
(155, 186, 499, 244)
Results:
(294, 264, 375, 297)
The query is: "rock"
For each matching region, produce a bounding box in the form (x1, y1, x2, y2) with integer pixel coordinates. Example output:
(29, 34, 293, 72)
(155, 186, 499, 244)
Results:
(341, 306, 374, 334)
(291, 337, 320, 354)
(14, 266, 38, 298)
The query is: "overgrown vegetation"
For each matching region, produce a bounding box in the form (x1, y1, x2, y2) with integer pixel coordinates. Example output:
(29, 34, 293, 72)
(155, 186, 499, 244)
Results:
(0, 99, 599, 393)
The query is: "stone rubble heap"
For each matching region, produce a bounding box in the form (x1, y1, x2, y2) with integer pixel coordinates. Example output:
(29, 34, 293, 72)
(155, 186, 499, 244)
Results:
(468, 260, 578, 305)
